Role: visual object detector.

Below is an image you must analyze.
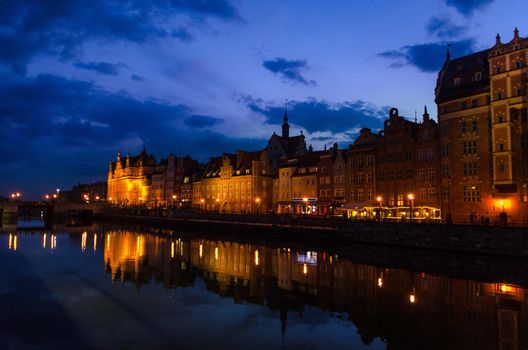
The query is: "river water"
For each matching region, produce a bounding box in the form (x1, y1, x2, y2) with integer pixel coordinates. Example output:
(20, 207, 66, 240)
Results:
(0, 222, 526, 349)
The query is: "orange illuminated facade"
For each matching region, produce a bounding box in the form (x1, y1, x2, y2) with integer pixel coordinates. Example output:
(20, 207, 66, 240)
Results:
(107, 148, 156, 206)
(436, 29, 528, 224)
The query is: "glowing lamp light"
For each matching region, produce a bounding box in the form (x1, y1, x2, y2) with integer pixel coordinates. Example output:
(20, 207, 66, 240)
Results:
(53, 194, 57, 199)
(376, 196, 382, 202)
(378, 277, 383, 288)
(172, 195, 176, 199)
(303, 263, 308, 275)
(45, 194, 50, 199)
(409, 294, 416, 303)
(407, 193, 414, 200)
(200, 199, 204, 203)
(302, 197, 308, 202)
(216, 198, 220, 203)
(254, 250, 259, 266)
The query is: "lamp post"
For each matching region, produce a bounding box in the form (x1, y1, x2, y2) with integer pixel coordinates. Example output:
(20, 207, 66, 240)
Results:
(255, 197, 261, 215)
(407, 193, 414, 223)
(376, 196, 382, 221)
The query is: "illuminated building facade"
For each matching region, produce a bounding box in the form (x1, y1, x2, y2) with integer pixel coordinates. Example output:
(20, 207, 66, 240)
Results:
(107, 148, 156, 206)
(436, 29, 528, 223)
(194, 150, 273, 214)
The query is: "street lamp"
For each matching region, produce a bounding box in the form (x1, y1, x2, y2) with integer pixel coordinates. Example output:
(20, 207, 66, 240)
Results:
(172, 194, 176, 208)
(407, 193, 414, 223)
(215, 197, 220, 213)
(255, 197, 261, 215)
(376, 196, 382, 221)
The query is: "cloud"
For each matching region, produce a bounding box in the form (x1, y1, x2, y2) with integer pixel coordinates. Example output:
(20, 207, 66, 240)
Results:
(184, 114, 224, 128)
(172, 27, 194, 42)
(245, 97, 386, 134)
(443, 0, 494, 16)
(130, 74, 145, 82)
(426, 16, 467, 39)
(74, 61, 126, 75)
(378, 39, 476, 73)
(0, 0, 242, 74)
(262, 58, 316, 86)
(0, 72, 265, 197)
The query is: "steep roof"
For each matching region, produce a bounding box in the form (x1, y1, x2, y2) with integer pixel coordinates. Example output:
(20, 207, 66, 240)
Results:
(435, 49, 490, 103)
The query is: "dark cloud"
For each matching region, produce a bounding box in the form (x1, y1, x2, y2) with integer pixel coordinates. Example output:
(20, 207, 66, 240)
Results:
(246, 97, 386, 133)
(74, 61, 126, 75)
(0, 0, 242, 74)
(0, 72, 264, 198)
(172, 27, 194, 41)
(427, 16, 467, 39)
(378, 39, 476, 72)
(444, 0, 494, 16)
(130, 74, 145, 82)
(262, 58, 316, 86)
(184, 114, 224, 128)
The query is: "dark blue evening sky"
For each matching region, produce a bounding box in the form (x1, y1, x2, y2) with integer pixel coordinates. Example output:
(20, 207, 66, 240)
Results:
(0, 0, 525, 198)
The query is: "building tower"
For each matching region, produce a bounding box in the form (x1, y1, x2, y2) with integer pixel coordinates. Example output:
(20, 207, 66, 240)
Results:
(282, 108, 289, 139)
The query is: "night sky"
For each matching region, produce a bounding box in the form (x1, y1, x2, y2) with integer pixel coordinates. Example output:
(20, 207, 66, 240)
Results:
(0, 0, 525, 198)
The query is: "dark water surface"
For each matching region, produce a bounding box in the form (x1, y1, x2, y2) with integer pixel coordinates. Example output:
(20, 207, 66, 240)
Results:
(0, 222, 526, 349)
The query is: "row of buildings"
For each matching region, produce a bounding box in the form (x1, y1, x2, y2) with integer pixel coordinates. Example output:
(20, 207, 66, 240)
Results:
(107, 29, 528, 224)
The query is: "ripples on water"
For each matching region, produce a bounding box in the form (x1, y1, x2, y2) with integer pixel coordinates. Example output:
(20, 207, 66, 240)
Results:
(0, 223, 526, 349)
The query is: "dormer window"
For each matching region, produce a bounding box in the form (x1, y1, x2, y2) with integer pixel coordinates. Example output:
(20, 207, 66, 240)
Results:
(474, 72, 482, 82)
(454, 77, 462, 87)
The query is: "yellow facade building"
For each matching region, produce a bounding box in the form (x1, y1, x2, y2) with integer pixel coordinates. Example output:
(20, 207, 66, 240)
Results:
(194, 150, 273, 214)
(107, 148, 156, 206)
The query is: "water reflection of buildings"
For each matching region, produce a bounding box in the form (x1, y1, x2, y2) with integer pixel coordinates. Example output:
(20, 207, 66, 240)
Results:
(103, 230, 528, 349)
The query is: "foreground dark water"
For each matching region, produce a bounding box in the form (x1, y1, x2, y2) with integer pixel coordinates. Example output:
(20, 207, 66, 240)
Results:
(0, 222, 527, 349)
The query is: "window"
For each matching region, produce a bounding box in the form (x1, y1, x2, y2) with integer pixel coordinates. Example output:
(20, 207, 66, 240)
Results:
(496, 66, 501, 74)
(442, 164, 449, 178)
(427, 168, 435, 180)
(517, 88, 524, 96)
(418, 149, 425, 161)
(397, 195, 404, 206)
(463, 141, 477, 155)
(461, 101, 467, 110)
(515, 61, 523, 69)
(442, 144, 449, 158)
(498, 143, 504, 152)
(521, 134, 527, 148)
(367, 190, 373, 201)
(471, 120, 478, 131)
(498, 115, 503, 123)
(461, 121, 467, 133)
(367, 156, 374, 167)
(497, 92, 503, 100)
(441, 123, 448, 136)
(420, 188, 427, 202)
(418, 168, 426, 181)
(442, 187, 450, 202)
(471, 99, 478, 108)
(357, 189, 364, 201)
(463, 185, 481, 202)
(427, 148, 434, 160)
(428, 187, 437, 202)
(474, 72, 482, 81)
(367, 172, 373, 184)
(454, 77, 461, 87)
(463, 162, 478, 176)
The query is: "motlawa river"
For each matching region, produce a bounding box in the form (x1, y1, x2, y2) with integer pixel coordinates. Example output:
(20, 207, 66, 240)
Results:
(0, 222, 526, 349)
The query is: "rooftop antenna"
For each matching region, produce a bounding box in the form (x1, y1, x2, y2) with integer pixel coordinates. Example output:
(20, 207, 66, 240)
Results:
(414, 110, 417, 123)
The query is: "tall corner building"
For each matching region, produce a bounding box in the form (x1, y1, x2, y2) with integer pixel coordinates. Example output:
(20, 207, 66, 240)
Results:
(436, 28, 528, 223)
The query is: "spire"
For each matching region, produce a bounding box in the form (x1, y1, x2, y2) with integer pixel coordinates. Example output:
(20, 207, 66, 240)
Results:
(308, 144, 313, 152)
(282, 104, 290, 138)
(117, 151, 121, 161)
(414, 110, 417, 123)
(514, 27, 520, 40)
(423, 105, 430, 122)
(496, 33, 502, 46)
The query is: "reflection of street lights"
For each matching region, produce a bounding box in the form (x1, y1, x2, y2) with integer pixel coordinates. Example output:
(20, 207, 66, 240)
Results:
(376, 196, 382, 221)
(255, 197, 261, 215)
(407, 193, 414, 223)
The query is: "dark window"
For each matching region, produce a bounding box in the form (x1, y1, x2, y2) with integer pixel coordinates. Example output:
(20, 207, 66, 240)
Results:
(461, 101, 467, 109)
(463, 162, 478, 176)
(461, 121, 467, 133)
(516, 61, 523, 69)
(471, 99, 478, 108)
(471, 120, 478, 131)
(496, 66, 501, 74)
(499, 143, 504, 152)
(517, 88, 524, 96)
(497, 92, 503, 100)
